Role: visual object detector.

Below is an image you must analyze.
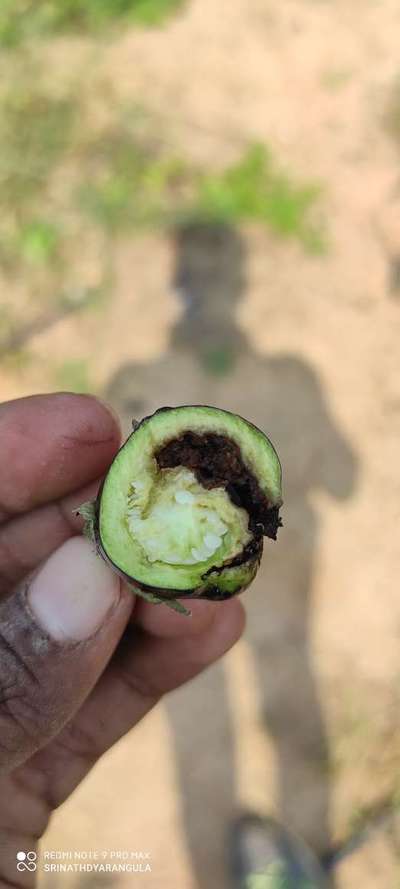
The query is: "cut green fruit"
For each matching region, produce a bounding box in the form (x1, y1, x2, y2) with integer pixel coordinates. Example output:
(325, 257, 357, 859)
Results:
(79, 405, 282, 615)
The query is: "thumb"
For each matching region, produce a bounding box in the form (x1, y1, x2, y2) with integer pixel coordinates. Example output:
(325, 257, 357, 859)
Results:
(0, 537, 133, 775)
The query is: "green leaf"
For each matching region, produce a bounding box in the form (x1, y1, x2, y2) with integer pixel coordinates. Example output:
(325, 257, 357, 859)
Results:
(18, 219, 59, 264)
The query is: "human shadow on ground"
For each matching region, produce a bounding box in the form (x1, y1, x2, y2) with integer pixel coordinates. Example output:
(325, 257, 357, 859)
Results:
(105, 222, 358, 889)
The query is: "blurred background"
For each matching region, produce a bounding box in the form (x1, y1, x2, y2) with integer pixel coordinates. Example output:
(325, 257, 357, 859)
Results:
(1, 1, 400, 887)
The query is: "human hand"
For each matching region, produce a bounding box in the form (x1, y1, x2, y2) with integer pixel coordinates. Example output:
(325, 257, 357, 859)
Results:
(0, 393, 245, 886)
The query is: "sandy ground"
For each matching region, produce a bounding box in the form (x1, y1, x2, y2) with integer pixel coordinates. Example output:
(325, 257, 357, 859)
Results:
(2, 1, 400, 887)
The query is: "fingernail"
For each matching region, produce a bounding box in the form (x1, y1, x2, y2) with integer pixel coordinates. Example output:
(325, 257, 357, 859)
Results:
(28, 537, 120, 642)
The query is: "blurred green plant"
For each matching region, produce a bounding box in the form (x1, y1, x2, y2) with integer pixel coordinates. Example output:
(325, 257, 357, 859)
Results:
(0, 85, 75, 208)
(391, 782, 400, 811)
(246, 866, 317, 889)
(201, 346, 236, 377)
(346, 803, 372, 837)
(0, 303, 16, 341)
(79, 138, 323, 251)
(17, 219, 60, 264)
(321, 68, 353, 92)
(0, 68, 324, 372)
(0, 0, 185, 46)
(0, 70, 323, 280)
(1, 347, 33, 373)
(0, 78, 74, 274)
(386, 80, 400, 148)
(78, 129, 188, 232)
(190, 145, 324, 251)
(53, 359, 92, 393)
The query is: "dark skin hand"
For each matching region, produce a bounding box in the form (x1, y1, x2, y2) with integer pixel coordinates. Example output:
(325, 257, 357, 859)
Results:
(0, 393, 245, 887)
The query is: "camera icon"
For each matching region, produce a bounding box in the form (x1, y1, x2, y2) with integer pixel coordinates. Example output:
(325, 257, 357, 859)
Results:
(16, 851, 38, 872)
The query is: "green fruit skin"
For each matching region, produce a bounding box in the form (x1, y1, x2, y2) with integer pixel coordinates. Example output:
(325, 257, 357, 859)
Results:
(94, 492, 263, 600)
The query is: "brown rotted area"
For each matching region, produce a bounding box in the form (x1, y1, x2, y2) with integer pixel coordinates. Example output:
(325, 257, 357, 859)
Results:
(155, 431, 282, 541)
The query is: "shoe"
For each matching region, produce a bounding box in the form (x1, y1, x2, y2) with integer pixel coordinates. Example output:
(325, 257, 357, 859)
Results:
(228, 813, 328, 889)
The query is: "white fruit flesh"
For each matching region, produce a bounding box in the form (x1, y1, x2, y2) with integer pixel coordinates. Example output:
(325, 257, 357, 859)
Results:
(127, 467, 250, 567)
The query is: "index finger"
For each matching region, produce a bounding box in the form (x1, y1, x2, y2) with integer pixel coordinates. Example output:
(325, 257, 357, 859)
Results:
(0, 392, 121, 522)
